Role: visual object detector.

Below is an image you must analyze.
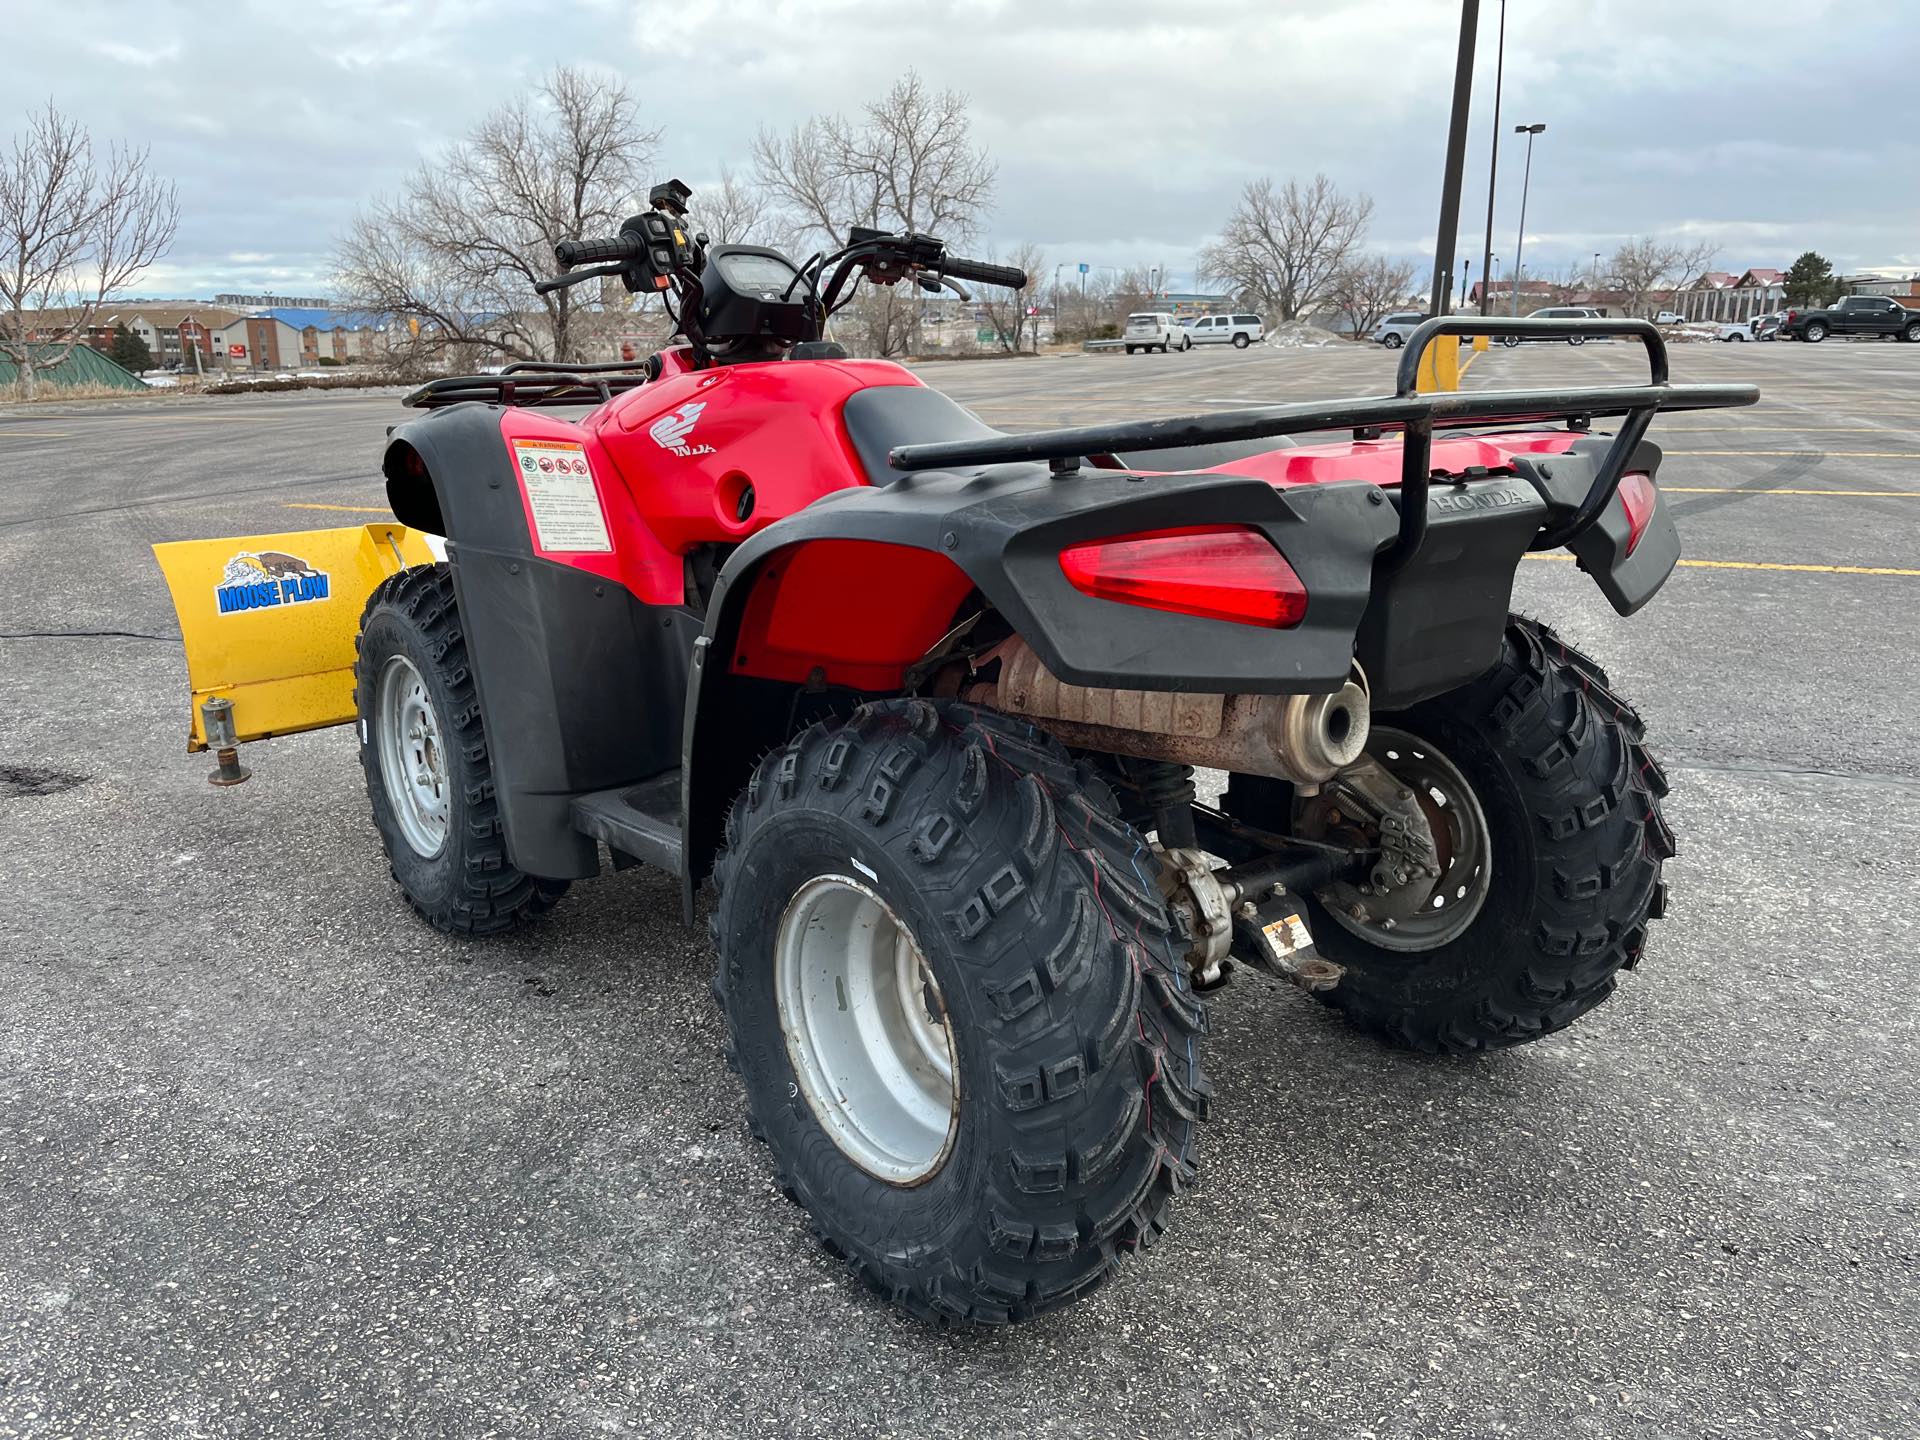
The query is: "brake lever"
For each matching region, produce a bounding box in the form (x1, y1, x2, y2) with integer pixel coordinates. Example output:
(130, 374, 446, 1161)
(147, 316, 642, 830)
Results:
(532, 260, 625, 296)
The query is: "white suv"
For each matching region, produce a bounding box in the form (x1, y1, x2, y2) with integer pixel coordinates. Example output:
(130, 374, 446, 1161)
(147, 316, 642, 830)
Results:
(1187, 312, 1266, 348)
(1123, 313, 1189, 354)
(1372, 310, 1429, 348)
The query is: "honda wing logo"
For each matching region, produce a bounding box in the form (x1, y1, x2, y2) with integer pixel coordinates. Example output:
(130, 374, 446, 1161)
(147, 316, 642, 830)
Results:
(648, 400, 715, 457)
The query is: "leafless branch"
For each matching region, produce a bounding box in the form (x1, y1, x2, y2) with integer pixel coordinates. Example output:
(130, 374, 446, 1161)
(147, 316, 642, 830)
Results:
(1325, 254, 1419, 336)
(0, 101, 178, 396)
(1198, 175, 1373, 322)
(753, 69, 994, 354)
(334, 66, 660, 363)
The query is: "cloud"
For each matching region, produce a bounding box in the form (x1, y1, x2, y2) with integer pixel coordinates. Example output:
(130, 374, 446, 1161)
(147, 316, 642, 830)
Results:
(13, 0, 1919, 297)
(87, 39, 183, 68)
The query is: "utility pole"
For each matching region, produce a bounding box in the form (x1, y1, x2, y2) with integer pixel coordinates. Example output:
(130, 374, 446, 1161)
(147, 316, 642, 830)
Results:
(1428, 0, 1480, 318)
(1478, 0, 1505, 316)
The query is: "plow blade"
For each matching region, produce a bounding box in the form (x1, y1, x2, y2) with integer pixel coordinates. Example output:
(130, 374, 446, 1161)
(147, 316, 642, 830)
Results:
(152, 523, 438, 751)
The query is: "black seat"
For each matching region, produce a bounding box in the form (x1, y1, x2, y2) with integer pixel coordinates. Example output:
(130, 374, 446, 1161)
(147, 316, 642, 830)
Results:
(841, 386, 1005, 483)
(1095, 435, 1297, 472)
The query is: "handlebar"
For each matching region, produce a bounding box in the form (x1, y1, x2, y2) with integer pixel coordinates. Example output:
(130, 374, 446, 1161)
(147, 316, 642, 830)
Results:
(555, 235, 640, 268)
(940, 256, 1027, 290)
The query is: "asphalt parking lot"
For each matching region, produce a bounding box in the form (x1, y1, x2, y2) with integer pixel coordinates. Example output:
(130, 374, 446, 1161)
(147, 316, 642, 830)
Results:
(1, 338, 1915, 1439)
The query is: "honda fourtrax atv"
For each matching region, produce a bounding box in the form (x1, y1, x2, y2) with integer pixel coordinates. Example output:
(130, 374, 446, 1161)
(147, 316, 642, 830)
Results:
(152, 178, 1757, 1326)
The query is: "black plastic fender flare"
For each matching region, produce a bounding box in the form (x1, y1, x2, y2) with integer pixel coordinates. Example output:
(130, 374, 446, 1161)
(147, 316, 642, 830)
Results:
(677, 463, 1398, 913)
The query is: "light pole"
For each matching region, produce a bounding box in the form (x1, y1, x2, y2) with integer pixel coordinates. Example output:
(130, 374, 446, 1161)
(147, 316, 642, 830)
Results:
(1510, 122, 1545, 316)
(1426, 0, 1480, 318)
(1478, 0, 1506, 316)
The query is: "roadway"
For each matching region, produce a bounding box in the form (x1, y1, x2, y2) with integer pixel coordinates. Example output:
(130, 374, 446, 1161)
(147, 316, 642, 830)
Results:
(0, 338, 1914, 1438)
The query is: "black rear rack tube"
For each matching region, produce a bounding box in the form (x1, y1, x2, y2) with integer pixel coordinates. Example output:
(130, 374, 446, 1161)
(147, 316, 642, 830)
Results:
(887, 316, 1756, 568)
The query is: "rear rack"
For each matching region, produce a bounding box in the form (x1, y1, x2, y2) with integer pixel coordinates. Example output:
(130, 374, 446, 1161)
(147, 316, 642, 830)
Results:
(887, 317, 1760, 570)
(402, 358, 657, 410)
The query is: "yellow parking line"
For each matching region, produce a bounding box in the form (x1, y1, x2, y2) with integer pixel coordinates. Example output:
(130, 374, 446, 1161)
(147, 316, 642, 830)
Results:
(1657, 426, 1919, 434)
(1662, 450, 1920, 458)
(1525, 554, 1920, 577)
(1661, 486, 1917, 497)
(285, 502, 391, 513)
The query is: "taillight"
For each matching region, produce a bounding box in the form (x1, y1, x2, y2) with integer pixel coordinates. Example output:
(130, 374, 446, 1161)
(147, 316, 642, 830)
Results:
(1058, 525, 1306, 628)
(1617, 472, 1657, 555)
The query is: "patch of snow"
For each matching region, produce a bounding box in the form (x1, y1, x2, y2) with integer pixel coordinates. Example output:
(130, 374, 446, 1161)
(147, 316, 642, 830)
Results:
(1262, 321, 1341, 349)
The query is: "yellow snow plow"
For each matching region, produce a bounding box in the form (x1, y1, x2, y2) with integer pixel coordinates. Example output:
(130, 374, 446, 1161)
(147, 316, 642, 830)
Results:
(152, 522, 436, 756)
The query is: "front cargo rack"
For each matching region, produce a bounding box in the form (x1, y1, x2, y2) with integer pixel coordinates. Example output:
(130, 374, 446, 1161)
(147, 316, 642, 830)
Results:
(402, 357, 657, 410)
(887, 317, 1760, 572)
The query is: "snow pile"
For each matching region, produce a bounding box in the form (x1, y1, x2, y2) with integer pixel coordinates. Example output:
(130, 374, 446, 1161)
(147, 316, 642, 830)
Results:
(1263, 322, 1340, 349)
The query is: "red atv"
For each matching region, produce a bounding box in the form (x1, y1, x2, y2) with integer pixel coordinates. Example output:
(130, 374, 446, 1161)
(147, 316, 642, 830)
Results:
(206, 179, 1759, 1324)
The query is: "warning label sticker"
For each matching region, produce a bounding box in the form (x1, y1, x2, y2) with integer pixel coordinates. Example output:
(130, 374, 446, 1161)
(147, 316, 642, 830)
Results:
(510, 440, 612, 553)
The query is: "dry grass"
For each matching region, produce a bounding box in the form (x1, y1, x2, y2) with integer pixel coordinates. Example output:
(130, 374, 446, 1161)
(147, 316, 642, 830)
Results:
(0, 379, 184, 405)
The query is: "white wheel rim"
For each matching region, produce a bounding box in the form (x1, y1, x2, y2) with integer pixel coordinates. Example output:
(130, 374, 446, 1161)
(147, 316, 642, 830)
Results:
(376, 654, 449, 858)
(775, 875, 958, 1185)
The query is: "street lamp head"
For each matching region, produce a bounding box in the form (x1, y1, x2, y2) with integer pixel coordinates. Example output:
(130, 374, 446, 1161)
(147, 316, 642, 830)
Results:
(1515, 122, 1546, 134)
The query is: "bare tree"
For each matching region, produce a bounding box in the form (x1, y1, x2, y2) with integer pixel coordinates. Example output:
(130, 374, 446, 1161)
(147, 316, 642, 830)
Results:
(1325, 254, 1418, 336)
(1606, 236, 1719, 318)
(1198, 175, 1373, 322)
(976, 241, 1047, 353)
(752, 70, 995, 355)
(0, 103, 178, 398)
(335, 67, 660, 364)
(698, 167, 773, 247)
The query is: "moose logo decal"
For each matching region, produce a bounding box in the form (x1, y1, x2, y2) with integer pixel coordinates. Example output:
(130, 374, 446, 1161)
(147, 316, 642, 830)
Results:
(648, 400, 715, 457)
(216, 550, 330, 614)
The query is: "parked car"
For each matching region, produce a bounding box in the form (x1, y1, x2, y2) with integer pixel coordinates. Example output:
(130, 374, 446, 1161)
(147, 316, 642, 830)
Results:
(1654, 310, 1686, 326)
(1123, 312, 1190, 354)
(1694, 320, 1751, 342)
(1750, 312, 1783, 341)
(1188, 312, 1266, 348)
(1371, 310, 1430, 348)
(1497, 306, 1607, 345)
(1778, 294, 1920, 343)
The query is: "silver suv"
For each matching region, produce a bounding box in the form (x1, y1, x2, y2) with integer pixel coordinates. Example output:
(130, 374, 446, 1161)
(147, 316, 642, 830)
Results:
(1372, 310, 1429, 348)
(1123, 313, 1189, 354)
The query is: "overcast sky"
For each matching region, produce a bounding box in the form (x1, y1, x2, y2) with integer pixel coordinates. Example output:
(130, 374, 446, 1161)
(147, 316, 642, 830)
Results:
(13, 0, 1919, 300)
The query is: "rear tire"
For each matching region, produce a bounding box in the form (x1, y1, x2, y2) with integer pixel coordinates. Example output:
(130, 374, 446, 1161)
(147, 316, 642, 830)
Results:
(1225, 617, 1672, 1054)
(1232, 333, 1251, 349)
(713, 700, 1208, 1325)
(355, 564, 568, 935)
(1382, 333, 1404, 349)
(1804, 322, 1827, 343)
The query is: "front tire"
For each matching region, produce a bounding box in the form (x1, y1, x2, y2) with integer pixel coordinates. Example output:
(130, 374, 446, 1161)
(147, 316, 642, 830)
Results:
(355, 565, 568, 934)
(1225, 617, 1672, 1053)
(1903, 321, 1920, 343)
(713, 700, 1208, 1325)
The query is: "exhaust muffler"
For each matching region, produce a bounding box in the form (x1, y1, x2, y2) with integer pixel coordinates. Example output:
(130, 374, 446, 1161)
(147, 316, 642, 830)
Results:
(965, 638, 1369, 790)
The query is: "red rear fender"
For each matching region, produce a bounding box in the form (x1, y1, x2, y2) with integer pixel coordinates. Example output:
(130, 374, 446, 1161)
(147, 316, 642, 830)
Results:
(730, 539, 976, 691)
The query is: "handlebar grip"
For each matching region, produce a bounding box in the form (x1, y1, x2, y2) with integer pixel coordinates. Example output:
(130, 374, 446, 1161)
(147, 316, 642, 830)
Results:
(554, 235, 637, 269)
(941, 256, 1028, 289)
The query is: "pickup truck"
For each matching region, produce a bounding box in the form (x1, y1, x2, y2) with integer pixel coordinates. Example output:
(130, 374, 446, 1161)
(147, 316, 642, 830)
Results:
(1778, 294, 1920, 343)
